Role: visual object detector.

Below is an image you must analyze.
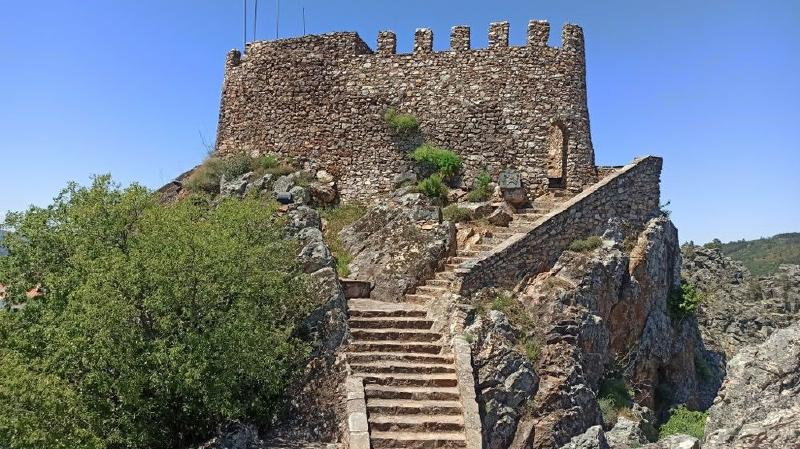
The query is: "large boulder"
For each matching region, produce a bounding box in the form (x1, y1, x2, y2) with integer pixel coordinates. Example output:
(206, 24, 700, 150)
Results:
(339, 200, 455, 302)
(703, 321, 800, 449)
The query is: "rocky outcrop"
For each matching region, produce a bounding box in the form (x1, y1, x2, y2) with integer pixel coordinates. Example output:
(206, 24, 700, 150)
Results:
(467, 310, 538, 449)
(339, 192, 456, 302)
(703, 321, 800, 449)
(267, 205, 349, 443)
(477, 216, 723, 449)
(682, 246, 800, 357)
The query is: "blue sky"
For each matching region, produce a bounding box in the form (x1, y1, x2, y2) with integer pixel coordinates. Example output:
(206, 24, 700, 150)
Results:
(0, 0, 797, 244)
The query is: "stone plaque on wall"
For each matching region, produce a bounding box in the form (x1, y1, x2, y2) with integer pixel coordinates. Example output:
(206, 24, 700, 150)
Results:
(499, 170, 521, 189)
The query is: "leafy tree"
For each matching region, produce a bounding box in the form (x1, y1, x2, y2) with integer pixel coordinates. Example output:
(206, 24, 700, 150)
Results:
(0, 176, 311, 448)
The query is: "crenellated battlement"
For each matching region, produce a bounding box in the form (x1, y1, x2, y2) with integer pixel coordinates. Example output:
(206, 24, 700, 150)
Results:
(215, 19, 596, 202)
(226, 20, 584, 67)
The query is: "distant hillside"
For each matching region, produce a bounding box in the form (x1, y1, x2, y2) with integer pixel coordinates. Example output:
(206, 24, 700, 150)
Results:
(707, 233, 800, 276)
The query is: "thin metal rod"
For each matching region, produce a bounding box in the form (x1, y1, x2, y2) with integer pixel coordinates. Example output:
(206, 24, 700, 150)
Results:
(243, 0, 248, 48)
(253, 0, 258, 41)
(302, 7, 306, 35)
(275, 0, 280, 39)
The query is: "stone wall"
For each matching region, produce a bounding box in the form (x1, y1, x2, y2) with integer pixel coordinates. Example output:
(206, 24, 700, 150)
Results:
(215, 20, 597, 202)
(456, 156, 663, 294)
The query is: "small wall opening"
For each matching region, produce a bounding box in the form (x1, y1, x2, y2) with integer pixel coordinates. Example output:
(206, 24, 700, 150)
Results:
(547, 122, 567, 188)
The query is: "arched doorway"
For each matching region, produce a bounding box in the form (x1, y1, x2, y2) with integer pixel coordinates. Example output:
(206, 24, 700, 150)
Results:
(547, 122, 567, 188)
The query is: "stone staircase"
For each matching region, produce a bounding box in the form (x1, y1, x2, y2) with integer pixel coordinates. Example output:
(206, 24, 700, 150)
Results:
(344, 192, 570, 449)
(347, 298, 466, 449)
(405, 193, 567, 303)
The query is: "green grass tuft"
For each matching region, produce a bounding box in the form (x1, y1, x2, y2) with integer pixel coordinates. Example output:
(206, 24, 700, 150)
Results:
(319, 203, 368, 278)
(658, 406, 708, 440)
(442, 205, 471, 223)
(384, 108, 420, 136)
(411, 144, 462, 181)
(568, 236, 603, 252)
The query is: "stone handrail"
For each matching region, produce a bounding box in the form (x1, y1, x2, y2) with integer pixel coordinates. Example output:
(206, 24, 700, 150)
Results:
(457, 156, 663, 295)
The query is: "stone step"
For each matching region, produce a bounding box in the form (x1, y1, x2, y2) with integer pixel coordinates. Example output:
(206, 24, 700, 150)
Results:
(434, 271, 456, 281)
(366, 399, 463, 416)
(405, 293, 435, 303)
(356, 372, 458, 388)
(456, 249, 482, 257)
(369, 414, 464, 433)
(349, 309, 428, 318)
(422, 278, 451, 288)
(349, 340, 443, 354)
(346, 351, 454, 364)
(470, 244, 494, 252)
(348, 299, 427, 318)
(365, 385, 461, 401)
(447, 256, 474, 264)
(414, 285, 449, 296)
(350, 329, 442, 342)
(349, 317, 434, 330)
(350, 361, 455, 375)
(369, 431, 466, 449)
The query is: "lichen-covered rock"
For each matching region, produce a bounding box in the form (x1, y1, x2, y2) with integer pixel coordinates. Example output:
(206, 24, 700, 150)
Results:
(605, 416, 649, 449)
(220, 172, 253, 197)
(467, 310, 538, 449)
(309, 182, 338, 206)
(273, 175, 295, 195)
(339, 200, 455, 302)
(299, 240, 334, 273)
(487, 204, 514, 227)
(285, 206, 322, 238)
(290, 186, 311, 205)
(642, 435, 699, 449)
(703, 321, 800, 449)
(559, 426, 609, 449)
(682, 246, 800, 357)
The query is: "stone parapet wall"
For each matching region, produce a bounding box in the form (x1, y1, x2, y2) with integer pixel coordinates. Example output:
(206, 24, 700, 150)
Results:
(457, 156, 663, 294)
(215, 20, 596, 202)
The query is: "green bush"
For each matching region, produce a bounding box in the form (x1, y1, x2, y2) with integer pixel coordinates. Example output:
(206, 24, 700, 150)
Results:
(0, 176, 312, 449)
(185, 153, 297, 194)
(668, 279, 705, 319)
(598, 373, 633, 426)
(411, 144, 462, 180)
(465, 171, 492, 202)
(384, 108, 420, 136)
(658, 406, 708, 440)
(220, 153, 254, 179)
(185, 157, 226, 193)
(417, 174, 449, 201)
(319, 203, 368, 277)
(599, 397, 620, 426)
(568, 236, 603, 252)
(442, 205, 471, 223)
(253, 154, 280, 171)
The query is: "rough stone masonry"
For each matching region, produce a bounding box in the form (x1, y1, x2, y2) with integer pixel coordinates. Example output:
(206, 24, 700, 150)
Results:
(214, 20, 597, 202)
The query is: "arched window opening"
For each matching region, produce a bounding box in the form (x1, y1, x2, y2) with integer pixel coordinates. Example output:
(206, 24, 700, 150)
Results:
(547, 123, 568, 188)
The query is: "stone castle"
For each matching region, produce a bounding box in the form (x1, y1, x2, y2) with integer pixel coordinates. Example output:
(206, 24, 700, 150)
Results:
(207, 19, 669, 449)
(215, 20, 598, 201)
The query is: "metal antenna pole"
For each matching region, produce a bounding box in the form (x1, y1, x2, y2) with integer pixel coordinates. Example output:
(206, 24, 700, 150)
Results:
(253, 0, 259, 41)
(275, 0, 280, 39)
(302, 7, 306, 35)
(243, 0, 248, 48)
